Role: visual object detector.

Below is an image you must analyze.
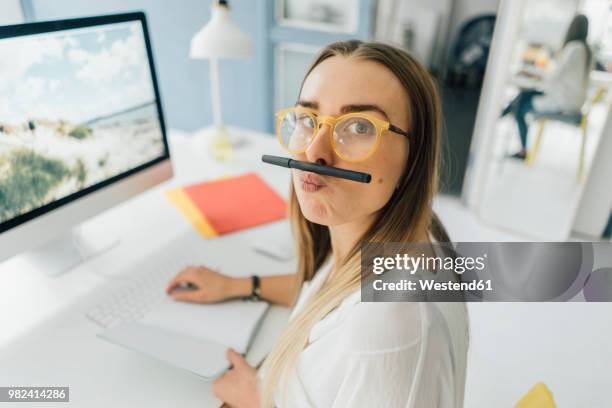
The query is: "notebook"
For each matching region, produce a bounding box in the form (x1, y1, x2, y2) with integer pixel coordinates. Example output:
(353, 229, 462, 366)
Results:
(98, 299, 269, 379)
(165, 173, 287, 238)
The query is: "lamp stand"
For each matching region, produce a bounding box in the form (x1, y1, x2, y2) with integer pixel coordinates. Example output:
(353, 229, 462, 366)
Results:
(209, 57, 232, 161)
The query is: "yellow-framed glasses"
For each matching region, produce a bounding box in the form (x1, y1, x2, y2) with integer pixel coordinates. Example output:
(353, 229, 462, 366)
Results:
(275, 106, 411, 162)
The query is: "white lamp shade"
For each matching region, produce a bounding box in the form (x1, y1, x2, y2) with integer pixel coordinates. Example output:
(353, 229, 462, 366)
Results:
(190, 3, 253, 59)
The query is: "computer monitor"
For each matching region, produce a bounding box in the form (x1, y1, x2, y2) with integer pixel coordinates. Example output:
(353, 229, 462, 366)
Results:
(0, 13, 172, 274)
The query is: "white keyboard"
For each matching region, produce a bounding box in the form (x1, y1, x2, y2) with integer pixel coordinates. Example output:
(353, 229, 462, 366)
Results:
(86, 223, 294, 329)
(86, 248, 201, 328)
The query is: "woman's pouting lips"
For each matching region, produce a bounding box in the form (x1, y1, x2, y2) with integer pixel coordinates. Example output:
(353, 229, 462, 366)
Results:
(299, 171, 327, 192)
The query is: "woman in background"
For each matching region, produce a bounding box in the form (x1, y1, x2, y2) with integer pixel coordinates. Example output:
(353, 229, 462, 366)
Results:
(168, 40, 469, 407)
(503, 14, 592, 160)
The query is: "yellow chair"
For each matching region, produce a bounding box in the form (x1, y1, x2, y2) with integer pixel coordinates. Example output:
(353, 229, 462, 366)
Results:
(526, 86, 607, 180)
(514, 383, 557, 408)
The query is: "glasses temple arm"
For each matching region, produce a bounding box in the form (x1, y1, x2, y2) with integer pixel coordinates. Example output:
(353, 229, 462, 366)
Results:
(389, 124, 411, 138)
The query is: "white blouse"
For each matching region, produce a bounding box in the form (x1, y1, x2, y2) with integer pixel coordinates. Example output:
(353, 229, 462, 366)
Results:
(533, 41, 590, 113)
(269, 259, 469, 408)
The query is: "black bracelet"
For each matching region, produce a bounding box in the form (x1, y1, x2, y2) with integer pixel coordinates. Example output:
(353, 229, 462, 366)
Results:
(250, 275, 261, 301)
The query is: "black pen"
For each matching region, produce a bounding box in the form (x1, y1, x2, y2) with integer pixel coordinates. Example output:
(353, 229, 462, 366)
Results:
(262, 155, 372, 184)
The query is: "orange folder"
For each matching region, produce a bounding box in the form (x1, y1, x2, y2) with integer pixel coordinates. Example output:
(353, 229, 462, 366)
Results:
(165, 173, 287, 238)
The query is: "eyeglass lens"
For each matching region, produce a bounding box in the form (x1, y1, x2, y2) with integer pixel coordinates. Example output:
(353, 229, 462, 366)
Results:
(278, 111, 378, 160)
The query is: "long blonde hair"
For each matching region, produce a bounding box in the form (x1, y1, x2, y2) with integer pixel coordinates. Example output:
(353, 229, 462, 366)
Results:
(260, 40, 450, 407)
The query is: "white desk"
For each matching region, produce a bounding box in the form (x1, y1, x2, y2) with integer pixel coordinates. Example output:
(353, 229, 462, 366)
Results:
(0, 127, 292, 407)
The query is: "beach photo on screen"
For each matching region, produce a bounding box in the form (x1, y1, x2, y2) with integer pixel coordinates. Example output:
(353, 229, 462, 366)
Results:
(0, 21, 165, 224)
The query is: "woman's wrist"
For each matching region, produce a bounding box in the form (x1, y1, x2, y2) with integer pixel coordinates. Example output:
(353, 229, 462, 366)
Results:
(227, 276, 253, 299)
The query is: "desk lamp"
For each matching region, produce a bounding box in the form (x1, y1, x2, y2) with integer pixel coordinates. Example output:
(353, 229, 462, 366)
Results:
(190, 0, 253, 161)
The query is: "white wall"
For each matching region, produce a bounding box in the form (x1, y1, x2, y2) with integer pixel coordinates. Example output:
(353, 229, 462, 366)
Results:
(573, 107, 612, 237)
(462, 0, 524, 206)
(0, 0, 24, 25)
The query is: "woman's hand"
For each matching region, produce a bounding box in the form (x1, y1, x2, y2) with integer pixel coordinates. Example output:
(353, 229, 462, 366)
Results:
(213, 349, 260, 408)
(165, 266, 251, 303)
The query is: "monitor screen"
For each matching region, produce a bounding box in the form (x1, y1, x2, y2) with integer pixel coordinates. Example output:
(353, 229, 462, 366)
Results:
(0, 15, 168, 232)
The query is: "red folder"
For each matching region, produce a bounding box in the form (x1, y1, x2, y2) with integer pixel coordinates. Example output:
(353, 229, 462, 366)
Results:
(166, 173, 287, 238)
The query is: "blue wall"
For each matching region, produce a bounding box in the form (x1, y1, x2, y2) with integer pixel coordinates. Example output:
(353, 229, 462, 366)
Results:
(22, 0, 272, 133)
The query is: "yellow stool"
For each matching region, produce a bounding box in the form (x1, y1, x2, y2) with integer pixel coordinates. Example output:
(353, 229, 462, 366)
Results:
(514, 383, 557, 408)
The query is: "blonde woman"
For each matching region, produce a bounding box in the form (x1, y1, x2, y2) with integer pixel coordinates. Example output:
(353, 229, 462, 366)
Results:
(167, 40, 469, 407)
